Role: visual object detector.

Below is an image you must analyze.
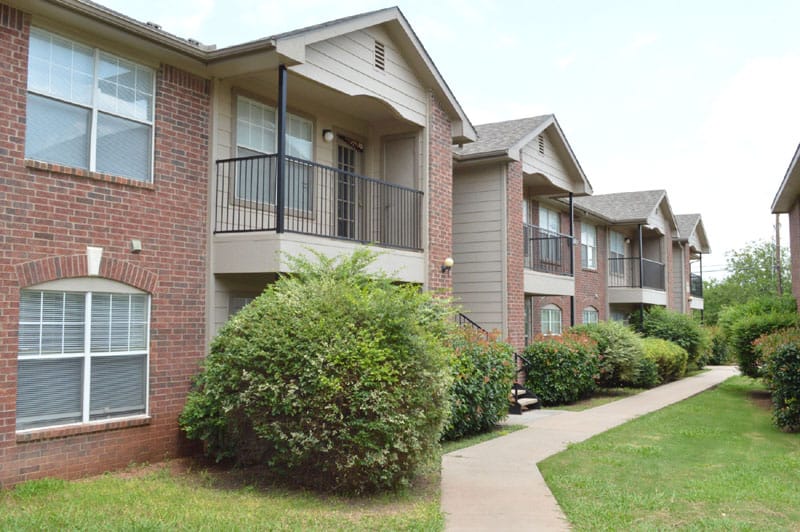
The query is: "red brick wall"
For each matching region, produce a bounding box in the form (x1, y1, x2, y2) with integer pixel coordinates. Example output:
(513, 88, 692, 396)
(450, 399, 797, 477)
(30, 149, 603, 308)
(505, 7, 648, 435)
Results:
(506, 162, 524, 350)
(790, 201, 800, 306)
(574, 220, 607, 321)
(427, 94, 453, 292)
(0, 7, 209, 487)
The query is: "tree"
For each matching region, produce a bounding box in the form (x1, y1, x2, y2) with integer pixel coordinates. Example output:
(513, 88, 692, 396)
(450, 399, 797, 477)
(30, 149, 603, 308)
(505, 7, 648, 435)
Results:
(703, 239, 792, 324)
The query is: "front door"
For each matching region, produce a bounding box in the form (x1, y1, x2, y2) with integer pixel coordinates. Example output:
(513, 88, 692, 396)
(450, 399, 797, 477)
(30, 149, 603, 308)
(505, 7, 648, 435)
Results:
(337, 143, 359, 239)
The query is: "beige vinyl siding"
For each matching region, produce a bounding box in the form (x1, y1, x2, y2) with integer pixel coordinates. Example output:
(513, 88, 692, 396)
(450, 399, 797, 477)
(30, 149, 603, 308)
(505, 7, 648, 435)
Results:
(452, 164, 505, 331)
(212, 273, 276, 335)
(520, 130, 574, 192)
(293, 26, 428, 126)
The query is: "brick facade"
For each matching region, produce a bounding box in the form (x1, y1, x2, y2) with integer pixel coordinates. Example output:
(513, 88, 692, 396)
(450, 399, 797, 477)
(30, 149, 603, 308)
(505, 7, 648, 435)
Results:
(0, 6, 209, 487)
(574, 220, 607, 321)
(427, 93, 453, 292)
(506, 162, 525, 350)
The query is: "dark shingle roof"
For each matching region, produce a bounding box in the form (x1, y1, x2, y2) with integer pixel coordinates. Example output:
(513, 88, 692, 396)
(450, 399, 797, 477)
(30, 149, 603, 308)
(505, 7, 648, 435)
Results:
(573, 190, 666, 223)
(453, 115, 551, 157)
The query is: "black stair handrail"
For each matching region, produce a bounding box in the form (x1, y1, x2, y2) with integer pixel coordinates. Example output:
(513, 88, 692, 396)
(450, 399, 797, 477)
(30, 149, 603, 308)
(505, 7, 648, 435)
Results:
(512, 351, 532, 403)
(455, 312, 490, 340)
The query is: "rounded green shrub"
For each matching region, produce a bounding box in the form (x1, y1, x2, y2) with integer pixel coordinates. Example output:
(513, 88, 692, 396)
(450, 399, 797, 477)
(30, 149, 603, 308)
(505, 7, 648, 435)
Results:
(641, 337, 688, 383)
(705, 326, 731, 365)
(179, 249, 453, 493)
(756, 327, 800, 431)
(570, 321, 644, 388)
(522, 333, 598, 406)
(634, 306, 708, 368)
(630, 354, 660, 389)
(442, 328, 515, 441)
(729, 312, 796, 378)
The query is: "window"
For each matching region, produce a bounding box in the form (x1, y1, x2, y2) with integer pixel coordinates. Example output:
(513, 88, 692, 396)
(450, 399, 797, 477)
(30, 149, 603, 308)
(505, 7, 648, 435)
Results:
(610, 310, 627, 323)
(610, 231, 626, 278)
(26, 28, 154, 182)
(539, 206, 562, 264)
(582, 307, 599, 324)
(581, 223, 597, 269)
(541, 304, 562, 336)
(17, 289, 149, 430)
(236, 95, 313, 210)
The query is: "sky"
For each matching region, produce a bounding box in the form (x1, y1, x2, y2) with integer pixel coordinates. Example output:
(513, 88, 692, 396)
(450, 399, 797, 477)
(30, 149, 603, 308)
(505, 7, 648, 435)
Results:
(100, 0, 800, 279)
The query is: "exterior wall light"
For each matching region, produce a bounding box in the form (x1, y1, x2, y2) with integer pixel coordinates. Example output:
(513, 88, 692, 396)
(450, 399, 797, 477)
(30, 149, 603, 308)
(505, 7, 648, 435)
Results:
(322, 129, 335, 143)
(441, 257, 454, 273)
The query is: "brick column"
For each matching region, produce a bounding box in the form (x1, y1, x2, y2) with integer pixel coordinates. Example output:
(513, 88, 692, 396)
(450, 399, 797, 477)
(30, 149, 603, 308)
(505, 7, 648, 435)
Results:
(427, 93, 453, 292)
(506, 162, 525, 350)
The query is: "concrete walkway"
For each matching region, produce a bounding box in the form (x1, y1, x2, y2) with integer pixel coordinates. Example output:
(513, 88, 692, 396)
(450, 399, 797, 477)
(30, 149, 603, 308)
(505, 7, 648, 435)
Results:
(441, 365, 740, 531)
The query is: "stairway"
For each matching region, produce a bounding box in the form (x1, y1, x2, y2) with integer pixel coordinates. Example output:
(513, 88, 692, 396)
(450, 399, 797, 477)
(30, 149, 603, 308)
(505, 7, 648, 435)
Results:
(509, 383, 540, 415)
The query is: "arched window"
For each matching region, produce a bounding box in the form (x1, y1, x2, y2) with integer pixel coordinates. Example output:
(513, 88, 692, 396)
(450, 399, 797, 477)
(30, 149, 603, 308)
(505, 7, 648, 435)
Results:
(541, 304, 562, 335)
(17, 278, 150, 431)
(582, 306, 599, 324)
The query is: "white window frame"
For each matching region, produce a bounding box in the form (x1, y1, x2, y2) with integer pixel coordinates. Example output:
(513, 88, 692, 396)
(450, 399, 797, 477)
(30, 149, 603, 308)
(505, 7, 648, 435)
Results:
(235, 95, 313, 211)
(582, 307, 599, 324)
(25, 27, 155, 182)
(541, 304, 562, 336)
(539, 206, 562, 264)
(610, 230, 626, 278)
(581, 223, 597, 269)
(17, 285, 150, 431)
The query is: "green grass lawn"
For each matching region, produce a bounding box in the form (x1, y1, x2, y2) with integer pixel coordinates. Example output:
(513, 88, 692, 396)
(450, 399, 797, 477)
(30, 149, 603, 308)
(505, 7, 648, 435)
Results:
(0, 425, 522, 531)
(550, 387, 646, 411)
(539, 376, 800, 531)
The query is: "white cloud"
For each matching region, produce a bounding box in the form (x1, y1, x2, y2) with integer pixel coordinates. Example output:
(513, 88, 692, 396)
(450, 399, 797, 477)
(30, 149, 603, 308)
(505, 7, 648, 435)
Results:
(555, 52, 577, 70)
(625, 31, 659, 52)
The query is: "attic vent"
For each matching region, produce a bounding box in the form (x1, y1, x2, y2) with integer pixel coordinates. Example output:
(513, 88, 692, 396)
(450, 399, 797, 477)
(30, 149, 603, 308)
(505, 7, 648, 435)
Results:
(537, 134, 545, 155)
(374, 41, 386, 71)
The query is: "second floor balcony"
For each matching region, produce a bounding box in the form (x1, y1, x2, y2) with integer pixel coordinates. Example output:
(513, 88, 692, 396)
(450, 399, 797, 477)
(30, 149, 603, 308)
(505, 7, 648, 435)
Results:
(690, 272, 703, 298)
(214, 154, 423, 251)
(523, 223, 573, 276)
(608, 257, 666, 291)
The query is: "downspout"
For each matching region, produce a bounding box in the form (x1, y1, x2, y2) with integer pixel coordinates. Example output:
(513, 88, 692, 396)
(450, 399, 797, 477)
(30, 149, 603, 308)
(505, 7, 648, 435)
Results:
(569, 192, 575, 326)
(276, 64, 287, 234)
(699, 253, 704, 322)
(638, 223, 644, 325)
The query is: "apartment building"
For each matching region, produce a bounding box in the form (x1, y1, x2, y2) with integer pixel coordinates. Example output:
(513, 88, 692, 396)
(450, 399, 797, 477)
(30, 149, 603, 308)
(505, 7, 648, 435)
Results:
(772, 144, 800, 304)
(0, 0, 473, 487)
(451, 115, 593, 350)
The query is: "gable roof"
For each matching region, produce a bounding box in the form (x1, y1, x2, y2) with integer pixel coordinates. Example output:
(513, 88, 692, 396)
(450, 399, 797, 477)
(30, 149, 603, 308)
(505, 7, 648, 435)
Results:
(772, 143, 800, 213)
(675, 214, 711, 253)
(453, 115, 552, 157)
(32, 1, 475, 143)
(453, 114, 592, 195)
(573, 190, 676, 228)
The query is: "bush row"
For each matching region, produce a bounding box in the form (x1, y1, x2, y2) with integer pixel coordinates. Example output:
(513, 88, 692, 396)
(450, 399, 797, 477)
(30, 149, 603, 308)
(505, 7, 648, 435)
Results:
(755, 327, 800, 432)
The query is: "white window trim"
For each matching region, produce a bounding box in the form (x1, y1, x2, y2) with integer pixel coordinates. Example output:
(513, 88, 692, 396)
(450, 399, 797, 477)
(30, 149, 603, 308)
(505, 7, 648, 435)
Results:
(17, 286, 150, 431)
(581, 223, 597, 269)
(26, 28, 156, 181)
(235, 95, 314, 211)
(582, 307, 599, 324)
(541, 304, 562, 336)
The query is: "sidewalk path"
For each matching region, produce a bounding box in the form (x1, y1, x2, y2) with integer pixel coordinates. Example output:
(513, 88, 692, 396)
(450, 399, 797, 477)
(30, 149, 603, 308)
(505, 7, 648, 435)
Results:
(441, 365, 740, 531)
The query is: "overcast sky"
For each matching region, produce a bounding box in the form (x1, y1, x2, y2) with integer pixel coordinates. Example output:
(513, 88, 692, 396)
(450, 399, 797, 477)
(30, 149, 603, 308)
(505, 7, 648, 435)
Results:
(101, 0, 800, 278)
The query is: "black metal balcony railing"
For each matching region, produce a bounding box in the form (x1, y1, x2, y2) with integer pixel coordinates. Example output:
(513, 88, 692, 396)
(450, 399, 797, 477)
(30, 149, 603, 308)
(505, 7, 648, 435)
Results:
(523, 223, 573, 276)
(690, 273, 703, 298)
(608, 257, 666, 290)
(214, 154, 423, 250)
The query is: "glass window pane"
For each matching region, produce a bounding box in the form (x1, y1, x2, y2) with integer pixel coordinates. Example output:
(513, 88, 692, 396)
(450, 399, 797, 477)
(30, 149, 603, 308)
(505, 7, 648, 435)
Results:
(19, 291, 42, 322)
(96, 113, 151, 181)
(25, 94, 90, 169)
(27, 29, 93, 105)
(17, 358, 83, 430)
(18, 323, 41, 355)
(90, 354, 146, 419)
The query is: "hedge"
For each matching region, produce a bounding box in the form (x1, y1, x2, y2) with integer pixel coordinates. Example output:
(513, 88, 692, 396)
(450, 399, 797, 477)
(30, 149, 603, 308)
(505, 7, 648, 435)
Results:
(522, 333, 598, 406)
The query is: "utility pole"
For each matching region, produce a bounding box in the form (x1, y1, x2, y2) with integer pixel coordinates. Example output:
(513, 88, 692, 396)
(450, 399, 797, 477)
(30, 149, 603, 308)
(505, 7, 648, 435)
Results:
(776, 213, 783, 296)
